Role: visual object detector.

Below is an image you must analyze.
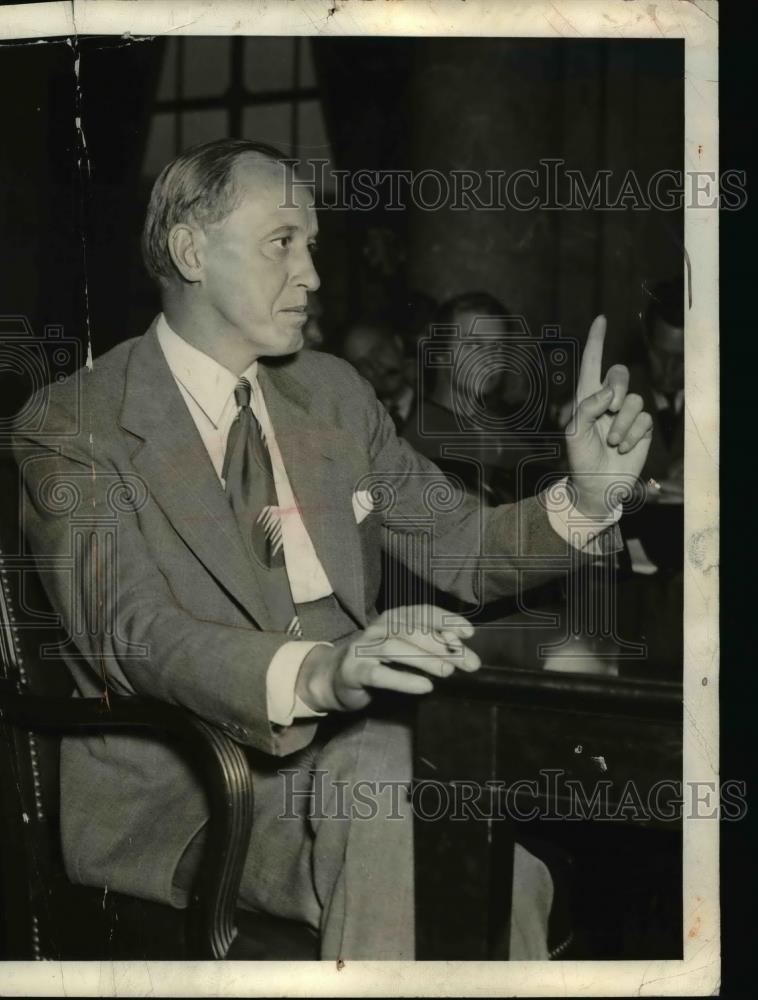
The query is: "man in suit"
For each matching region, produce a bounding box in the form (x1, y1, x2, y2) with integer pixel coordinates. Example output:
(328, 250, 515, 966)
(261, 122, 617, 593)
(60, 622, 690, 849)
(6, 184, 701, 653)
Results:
(13, 139, 654, 960)
(342, 320, 415, 431)
(401, 291, 564, 505)
(631, 278, 685, 492)
(622, 278, 685, 572)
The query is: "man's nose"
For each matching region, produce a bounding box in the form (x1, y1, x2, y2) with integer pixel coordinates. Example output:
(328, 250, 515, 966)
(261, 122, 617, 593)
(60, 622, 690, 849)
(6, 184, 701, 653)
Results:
(292, 250, 320, 292)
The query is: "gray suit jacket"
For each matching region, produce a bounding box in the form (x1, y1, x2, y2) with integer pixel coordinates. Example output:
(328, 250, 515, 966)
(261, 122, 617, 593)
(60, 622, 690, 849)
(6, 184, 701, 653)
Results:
(12, 319, 576, 906)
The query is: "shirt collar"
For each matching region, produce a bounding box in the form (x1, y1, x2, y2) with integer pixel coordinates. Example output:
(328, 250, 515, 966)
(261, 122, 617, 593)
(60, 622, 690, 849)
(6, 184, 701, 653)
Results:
(651, 387, 684, 414)
(156, 313, 258, 427)
(393, 384, 415, 422)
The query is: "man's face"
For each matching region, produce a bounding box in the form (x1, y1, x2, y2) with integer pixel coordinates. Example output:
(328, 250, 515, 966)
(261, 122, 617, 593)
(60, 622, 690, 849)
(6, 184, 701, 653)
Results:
(452, 310, 508, 398)
(200, 158, 320, 358)
(646, 316, 684, 395)
(345, 328, 405, 402)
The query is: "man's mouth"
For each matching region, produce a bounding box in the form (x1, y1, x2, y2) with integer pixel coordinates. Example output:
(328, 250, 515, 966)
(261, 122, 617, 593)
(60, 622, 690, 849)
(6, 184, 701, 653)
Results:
(280, 306, 308, 325)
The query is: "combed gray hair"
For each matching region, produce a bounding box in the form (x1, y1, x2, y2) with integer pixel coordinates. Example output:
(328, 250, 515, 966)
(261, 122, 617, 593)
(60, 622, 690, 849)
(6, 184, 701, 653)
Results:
(141, 138, 288, 284)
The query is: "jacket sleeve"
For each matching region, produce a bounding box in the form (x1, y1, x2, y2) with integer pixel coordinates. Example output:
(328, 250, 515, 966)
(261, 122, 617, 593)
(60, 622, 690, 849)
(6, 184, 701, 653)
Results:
(353, 372, 590, 608)
(12, 407, 318, 757)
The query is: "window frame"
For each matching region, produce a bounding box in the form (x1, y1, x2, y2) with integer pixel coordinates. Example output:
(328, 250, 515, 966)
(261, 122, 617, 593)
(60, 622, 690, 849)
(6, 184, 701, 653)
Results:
(151, 36, 320, 157)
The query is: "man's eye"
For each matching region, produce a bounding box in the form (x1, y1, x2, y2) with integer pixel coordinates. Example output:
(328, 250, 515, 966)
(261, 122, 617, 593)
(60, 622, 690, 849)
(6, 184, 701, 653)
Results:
(308, 242, 319, 255)
(272, 236, 291, 250)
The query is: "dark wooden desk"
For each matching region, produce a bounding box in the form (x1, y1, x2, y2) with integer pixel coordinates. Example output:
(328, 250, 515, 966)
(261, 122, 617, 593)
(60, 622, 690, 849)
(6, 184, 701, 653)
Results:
(413, 570, 683, 960)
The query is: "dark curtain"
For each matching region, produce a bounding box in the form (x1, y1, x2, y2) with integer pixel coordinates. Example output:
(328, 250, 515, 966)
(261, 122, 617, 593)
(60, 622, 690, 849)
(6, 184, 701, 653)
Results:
(0, 35, 164, 423)
(310, 38, 415, 327)
(78, 37, 165, 354)
(404, 38, 684, 377)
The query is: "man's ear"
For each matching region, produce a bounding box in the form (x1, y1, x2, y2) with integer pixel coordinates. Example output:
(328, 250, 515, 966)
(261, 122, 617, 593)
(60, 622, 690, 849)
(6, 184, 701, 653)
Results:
(168, 224, 204, 282)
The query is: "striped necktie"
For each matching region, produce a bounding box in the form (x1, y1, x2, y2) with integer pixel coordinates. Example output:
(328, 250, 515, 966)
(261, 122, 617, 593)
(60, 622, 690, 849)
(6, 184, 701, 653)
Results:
(222, 377, 302, 636)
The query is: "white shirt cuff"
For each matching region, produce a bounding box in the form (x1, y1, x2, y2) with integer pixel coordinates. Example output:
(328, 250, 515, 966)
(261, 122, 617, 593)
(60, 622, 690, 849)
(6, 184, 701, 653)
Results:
(545, 476, 623, 556)
(266, 641, 331, 727)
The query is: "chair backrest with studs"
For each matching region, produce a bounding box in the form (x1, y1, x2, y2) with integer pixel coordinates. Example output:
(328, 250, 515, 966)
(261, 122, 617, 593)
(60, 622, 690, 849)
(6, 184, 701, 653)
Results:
(0, 447, 76, 958)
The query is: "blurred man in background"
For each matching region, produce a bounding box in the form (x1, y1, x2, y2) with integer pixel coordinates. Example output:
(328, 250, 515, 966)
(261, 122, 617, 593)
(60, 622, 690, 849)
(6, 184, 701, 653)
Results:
(619, 277, 685, 578)
(402, 291, 561, 503)
(633, 277, 685, 496)
(342, 320, 414, 430)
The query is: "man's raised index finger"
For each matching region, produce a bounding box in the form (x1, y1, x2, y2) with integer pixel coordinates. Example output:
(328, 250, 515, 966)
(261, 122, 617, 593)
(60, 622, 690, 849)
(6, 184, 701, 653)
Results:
(577, 314, 607, 399)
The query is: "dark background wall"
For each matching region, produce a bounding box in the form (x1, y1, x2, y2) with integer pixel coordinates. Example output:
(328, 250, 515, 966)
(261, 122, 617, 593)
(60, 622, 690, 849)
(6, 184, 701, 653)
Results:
(0, 35, 682, 407)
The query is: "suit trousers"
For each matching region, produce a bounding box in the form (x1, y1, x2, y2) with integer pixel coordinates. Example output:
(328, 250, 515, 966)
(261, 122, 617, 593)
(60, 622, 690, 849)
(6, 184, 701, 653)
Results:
(175, 594, 551, 958)
(174, 706, 553, 960)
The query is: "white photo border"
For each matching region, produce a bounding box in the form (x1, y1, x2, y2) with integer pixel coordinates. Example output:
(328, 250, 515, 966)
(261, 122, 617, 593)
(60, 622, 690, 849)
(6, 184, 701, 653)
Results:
(0, 1, 719, 996)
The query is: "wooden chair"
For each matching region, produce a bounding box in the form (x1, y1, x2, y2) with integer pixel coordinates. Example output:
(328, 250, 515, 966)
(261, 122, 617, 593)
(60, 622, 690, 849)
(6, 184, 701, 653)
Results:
(0, 455, 318, 960)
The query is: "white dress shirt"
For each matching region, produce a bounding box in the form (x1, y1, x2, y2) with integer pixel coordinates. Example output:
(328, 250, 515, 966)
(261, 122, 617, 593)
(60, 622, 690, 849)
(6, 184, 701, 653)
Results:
(157, 315, 328, 726)
(156, 314, 620, 726)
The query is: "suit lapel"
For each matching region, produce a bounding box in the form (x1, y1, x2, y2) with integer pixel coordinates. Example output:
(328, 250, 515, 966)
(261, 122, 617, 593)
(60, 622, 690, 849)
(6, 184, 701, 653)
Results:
(259, 363, 368, 627)
(119, 324, 279, 629)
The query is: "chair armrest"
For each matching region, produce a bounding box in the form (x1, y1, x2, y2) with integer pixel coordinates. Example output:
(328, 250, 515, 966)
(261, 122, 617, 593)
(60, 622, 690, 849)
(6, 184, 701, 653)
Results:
(0, 691, 253, 959)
